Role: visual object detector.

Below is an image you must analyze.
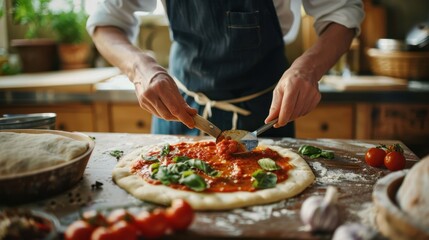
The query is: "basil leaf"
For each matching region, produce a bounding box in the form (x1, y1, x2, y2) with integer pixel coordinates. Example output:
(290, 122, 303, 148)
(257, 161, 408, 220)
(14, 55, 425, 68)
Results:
(321, 150, 335, 159)
(153, 166, 172, 185)
(142, 155, 159, 162)
(167, 162, 190, 175)
(299, 145, 335, 159)
(149, 162, 160, 179)
(160, 144, 170, 156)
(150, 162, 160, 173)
(252, 169, 277, 189)
(298, 145, 322, 156)
(186, 159, 219, 177)
(173, 155, 190, 163)
(110, 150, 124, 160)
(179, 171, 207, 192)
(257, 158, 281, 171)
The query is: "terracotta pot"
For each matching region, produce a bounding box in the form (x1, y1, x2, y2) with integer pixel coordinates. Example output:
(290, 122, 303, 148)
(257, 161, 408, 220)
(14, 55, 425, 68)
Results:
(58, 43, 91, 70)
(11, 38, 58, 73)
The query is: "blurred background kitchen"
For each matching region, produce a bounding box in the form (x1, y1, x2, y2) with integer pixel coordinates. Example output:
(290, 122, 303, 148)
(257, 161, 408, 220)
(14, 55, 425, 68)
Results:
(0, 0, 428, 158)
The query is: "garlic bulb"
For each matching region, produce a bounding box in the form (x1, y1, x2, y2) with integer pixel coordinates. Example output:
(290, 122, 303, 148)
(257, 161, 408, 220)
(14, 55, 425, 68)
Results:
(300, 186, 340, 232)
(332, 223, 377, 240)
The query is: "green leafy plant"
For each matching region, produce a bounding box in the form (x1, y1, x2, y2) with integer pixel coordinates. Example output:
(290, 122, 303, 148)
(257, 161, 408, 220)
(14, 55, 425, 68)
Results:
(0, 0, 4, 18)
(51, 9, 89, 44)
(13, 0, 53, 39)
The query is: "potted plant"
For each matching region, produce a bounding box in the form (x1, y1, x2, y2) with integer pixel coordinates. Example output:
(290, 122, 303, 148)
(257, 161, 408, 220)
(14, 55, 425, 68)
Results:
(10, 0, 58, 73)
(52, 9, 92, 69)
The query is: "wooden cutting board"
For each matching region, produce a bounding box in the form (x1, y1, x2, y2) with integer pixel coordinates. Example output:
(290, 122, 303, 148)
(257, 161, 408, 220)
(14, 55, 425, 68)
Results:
(0, 67, 121, 93)
(322, 75, 408, 91)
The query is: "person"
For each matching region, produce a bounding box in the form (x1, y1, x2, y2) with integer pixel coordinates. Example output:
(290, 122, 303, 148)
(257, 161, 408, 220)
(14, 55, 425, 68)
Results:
(87, 0, 364, 137)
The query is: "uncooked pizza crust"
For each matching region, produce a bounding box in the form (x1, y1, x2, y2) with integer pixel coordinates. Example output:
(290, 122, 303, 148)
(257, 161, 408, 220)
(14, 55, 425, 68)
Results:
(0, 132, 89, 175)
(113, 142, 315, 210)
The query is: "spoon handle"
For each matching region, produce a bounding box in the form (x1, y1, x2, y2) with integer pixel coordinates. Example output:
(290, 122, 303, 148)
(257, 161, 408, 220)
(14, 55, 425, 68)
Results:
(254, 119, 278, 136)
(193, 114, 222, 138)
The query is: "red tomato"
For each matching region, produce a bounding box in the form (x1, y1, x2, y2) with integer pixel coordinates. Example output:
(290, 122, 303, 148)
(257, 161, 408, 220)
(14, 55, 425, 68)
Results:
(90, 227, 117, 240)
(109, 220, 138, 240)
(135, 209, 168, 239)
(384, 151, 406, 171)
(165, 199, 195, 232)
(106, 209, 135, 225)
(64, 220, 94, 240)
(365, 147, 386, 167)
(82, 210, 107, 227)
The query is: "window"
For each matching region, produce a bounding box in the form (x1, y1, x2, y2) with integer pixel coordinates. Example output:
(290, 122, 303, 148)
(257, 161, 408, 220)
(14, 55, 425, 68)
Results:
(49, 0, 166, 15)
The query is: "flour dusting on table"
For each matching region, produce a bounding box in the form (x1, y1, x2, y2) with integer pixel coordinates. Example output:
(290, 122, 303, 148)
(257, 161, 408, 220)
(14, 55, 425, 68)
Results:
(310, 161, 372, 183)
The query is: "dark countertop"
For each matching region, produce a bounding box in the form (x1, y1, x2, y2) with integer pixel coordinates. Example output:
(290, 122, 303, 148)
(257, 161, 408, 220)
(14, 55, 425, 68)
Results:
(1, 133, 420, 239)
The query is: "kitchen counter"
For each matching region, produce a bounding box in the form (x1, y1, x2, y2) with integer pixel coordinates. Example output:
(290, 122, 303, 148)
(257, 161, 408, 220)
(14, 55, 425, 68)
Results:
(1, 133, 420, 239)
(1, 70, 429, 104)
(1, 70, 428, 158)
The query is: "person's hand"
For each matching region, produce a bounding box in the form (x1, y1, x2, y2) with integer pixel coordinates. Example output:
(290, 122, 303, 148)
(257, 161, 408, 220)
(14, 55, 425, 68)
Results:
(266, 68, 321, 127)
(134, 71, 197, 128)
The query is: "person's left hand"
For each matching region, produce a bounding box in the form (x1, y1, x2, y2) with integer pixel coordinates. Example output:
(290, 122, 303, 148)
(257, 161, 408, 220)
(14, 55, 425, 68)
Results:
(265, 68, 321, 127)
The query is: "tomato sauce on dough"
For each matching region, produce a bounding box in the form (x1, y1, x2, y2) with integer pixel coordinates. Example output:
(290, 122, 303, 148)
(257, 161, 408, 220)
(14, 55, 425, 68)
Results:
(131, 140, 293, 192)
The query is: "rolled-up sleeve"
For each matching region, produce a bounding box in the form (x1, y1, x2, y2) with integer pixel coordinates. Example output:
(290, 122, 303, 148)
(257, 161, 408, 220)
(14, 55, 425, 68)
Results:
(302, 0, 364, 36)
(86, 0, 157, 43)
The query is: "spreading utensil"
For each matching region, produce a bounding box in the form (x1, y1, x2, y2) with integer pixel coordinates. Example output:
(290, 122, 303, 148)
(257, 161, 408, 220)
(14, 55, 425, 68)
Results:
(193, 114, 222, 139)
(217, 119, 278, 151)
(193, 114, 277, 152)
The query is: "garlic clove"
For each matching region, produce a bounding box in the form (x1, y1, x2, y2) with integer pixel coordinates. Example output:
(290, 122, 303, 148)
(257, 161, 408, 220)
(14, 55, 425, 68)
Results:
(332, 223, 377, 240)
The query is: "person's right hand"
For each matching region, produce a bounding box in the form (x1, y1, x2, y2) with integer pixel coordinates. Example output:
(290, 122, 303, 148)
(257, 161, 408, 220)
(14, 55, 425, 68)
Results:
(91, 26, 197, 128)
(133, 71, 197, 129)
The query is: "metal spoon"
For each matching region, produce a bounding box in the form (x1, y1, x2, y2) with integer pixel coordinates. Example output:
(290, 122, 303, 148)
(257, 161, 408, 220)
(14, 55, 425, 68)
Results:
(216, 119, 278, 151)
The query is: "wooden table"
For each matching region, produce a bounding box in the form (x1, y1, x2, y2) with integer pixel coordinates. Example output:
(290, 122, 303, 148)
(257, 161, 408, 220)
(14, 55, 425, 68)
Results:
(5, 133, 420, 239)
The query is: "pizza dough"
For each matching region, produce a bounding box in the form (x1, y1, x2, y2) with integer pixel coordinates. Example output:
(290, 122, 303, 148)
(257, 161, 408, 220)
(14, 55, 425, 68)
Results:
(0, 132, 89, 175)
(113, 142, 315, 210)
(396, 155, 429, 228)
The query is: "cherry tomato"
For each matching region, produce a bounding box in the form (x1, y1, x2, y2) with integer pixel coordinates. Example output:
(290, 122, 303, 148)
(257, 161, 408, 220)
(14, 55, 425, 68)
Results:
(90, 226, 117, 240)
(384, 151, 406, 171)
(135, 208, 168, 239)
(109, 220, 138, 240)
(106, 209, 135, 225)
(82, 210, 107, 227)
(64, 220, 94, 240)
(365, 147, 386, 167)
(165, 199, 195, 232)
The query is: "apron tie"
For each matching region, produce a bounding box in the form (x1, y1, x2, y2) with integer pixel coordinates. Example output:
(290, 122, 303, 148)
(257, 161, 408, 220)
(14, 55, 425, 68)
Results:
(172, 76, 275, 130)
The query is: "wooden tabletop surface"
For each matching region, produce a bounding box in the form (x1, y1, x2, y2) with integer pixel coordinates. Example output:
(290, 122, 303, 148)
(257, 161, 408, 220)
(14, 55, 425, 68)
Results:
(5, 133, 421, 239)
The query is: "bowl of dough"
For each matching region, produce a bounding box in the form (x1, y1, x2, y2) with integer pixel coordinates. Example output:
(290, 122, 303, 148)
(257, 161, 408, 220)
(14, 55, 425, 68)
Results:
(373, 155, 429, 240)
(0, 129, 95, 203)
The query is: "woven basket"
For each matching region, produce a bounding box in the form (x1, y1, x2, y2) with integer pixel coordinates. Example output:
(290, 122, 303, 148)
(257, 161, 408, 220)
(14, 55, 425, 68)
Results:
(367, 48, 429, 80)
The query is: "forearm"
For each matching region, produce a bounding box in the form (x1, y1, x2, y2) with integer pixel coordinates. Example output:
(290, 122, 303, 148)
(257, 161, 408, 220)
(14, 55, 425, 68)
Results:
(92, 26, 166, 84)
(290, 23, 355, 84)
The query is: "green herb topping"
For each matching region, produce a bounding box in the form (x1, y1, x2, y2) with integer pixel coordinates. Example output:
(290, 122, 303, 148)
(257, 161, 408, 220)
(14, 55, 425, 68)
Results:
(251, 169, 277, 189)
(257, 158, 281, 171)
(298, 145, 335, 159)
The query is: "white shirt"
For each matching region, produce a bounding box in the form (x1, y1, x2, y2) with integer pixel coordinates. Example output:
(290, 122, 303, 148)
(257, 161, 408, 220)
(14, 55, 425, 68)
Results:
(87, 0, 364, 44)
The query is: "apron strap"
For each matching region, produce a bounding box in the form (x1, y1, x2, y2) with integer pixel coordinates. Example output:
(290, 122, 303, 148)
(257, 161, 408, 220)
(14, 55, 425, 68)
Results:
(172, 75, 275, 130)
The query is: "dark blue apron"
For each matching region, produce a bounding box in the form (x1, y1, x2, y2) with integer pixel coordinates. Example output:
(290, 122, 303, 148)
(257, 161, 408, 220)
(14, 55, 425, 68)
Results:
(151, 0, 295, 138)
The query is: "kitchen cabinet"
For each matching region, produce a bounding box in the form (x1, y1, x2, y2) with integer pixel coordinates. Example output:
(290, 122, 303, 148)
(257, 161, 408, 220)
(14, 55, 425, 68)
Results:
(0, 104, 96, 131)
(295, 102, 429, 157)
(295, 103, 355, 139)
(356, 103, 429, 157)
(109, 103, 152, 133)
